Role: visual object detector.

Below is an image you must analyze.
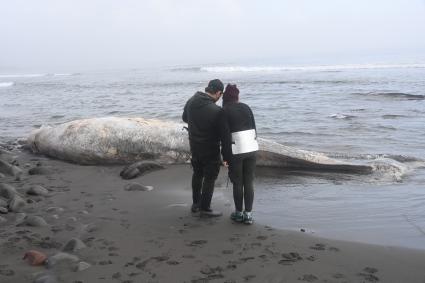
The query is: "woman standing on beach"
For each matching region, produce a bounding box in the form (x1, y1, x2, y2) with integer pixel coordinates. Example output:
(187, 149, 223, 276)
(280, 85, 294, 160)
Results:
(222, 84, 258, 225)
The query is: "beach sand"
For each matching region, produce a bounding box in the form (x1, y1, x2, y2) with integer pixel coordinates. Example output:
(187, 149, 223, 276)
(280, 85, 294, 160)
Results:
(1, 149, 425, 283)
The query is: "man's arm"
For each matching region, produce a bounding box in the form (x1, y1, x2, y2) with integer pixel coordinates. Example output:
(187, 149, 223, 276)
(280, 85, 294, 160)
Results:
(218, 109, 232, 163)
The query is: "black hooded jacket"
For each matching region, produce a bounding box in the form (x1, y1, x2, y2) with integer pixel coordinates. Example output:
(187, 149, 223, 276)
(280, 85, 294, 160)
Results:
(182, 91, 230, 159)
(221, 101, 257, 161)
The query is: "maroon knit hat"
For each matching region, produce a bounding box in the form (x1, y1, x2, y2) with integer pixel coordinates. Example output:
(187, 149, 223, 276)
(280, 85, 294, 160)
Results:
(223, 84, 239, 105)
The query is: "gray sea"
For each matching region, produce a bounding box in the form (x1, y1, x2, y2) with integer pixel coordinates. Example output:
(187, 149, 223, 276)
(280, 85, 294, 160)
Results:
(1, 63, 425, 249)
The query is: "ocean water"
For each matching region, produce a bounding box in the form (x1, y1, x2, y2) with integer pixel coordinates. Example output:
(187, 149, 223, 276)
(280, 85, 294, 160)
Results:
(1, 63, 425, 249)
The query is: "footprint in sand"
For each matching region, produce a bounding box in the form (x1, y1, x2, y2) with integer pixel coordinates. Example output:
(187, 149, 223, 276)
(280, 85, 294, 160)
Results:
(328, 246, 340, 252)
(136, 256, 170, 270)
(256, 235, 268, 240)
(309, 243, 326, 251)
(333, 273, 345, 279)
(298, 274, 318, 282)
(0, 269, 15, 277)
(182, 254, 196, 259)
(357, 267, 379, 282)
(187, 240, 208, 247)
(244, 274, 256, 281)
(279, 252, 303, 265)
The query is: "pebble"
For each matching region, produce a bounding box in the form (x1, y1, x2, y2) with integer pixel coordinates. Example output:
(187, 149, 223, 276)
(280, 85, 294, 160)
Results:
(124, 183, 154, 192)
(46, 252, 79, 269)
(0, 183, 18, 199)
(23, 215, 48, 227)
(33, 273, 58, 283)
(15, 212, 27, 223)
(63, 238, 87, 252)
(27, 185, 49, 197)
(0, 158, 22, 180)
(74, 261, 91, 272)
(46, 207, 64, 213)
(0, 207, 8, 214)
(9, 194, 26, 212)
(29, 167, 52, 175)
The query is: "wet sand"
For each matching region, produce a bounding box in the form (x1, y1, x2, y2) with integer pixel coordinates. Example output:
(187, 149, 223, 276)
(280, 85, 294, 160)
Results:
(1, 150, 425, 283)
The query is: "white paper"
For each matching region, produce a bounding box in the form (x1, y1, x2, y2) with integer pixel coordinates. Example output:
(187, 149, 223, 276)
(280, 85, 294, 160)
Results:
(231, 129, 259, 155)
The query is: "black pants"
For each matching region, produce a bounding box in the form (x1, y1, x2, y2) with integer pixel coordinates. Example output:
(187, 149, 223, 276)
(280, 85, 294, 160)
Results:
(191, 154, 221, 210)
(229, 153, 256, 212)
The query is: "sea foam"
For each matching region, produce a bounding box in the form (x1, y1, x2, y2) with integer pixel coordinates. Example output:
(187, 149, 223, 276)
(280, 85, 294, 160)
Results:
(0, 82, 14, 87)
(200, 63, 425, 73)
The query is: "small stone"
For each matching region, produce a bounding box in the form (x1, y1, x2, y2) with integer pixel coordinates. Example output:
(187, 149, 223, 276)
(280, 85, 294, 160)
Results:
(33, 273, 58, 283)
(124, 183, 154, 192)
(15, 212, 26, 223)
(112, 272, 121, 279)
(27, 185, 49, 197)
(0, 183, 18, 199)
(8, 194, 26, 212)
(74, 261, 91, 272)
(0, 207, 8, 214)
(46, 207, 64, 213)
(63, 238, 86, 252)
(28, 167, 52, 175)
(23, 215, 48, 227)
(300, 228, 305, 232)
(46, 252, 79, 269)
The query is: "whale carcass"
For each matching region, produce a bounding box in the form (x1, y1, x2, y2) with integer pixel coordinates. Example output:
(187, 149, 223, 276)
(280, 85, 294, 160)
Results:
(27, 117, 372, 174)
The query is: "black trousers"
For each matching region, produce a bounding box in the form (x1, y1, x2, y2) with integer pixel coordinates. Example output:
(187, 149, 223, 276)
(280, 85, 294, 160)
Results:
(191, 154, 221, 210)
(229, 153, 256, 212)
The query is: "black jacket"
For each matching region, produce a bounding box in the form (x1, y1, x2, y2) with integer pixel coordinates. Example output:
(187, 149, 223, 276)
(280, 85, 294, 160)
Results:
(222, 102, 257, 161)
(182, 92, 228, 158)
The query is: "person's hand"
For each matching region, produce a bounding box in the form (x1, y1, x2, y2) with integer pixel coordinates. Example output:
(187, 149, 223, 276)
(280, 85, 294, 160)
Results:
(223, 161, 229, 168)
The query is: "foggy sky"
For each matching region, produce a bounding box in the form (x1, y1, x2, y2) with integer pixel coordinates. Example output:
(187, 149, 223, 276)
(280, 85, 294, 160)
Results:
(1, 0, 425, 71)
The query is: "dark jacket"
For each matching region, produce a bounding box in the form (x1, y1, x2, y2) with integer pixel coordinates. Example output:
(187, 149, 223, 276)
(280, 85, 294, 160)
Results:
(222, 102, 257, 161)
(182, 91, 228, 159)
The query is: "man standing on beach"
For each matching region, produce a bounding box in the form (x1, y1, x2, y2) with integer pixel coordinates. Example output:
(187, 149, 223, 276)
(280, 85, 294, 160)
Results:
(182, 79, 228, 217)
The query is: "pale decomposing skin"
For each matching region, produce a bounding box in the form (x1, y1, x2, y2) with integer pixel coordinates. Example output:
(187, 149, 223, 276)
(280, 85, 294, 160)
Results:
(27, 117, 372, 173)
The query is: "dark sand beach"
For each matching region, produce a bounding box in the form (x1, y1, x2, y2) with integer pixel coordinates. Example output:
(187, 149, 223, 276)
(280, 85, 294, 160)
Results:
(1, 148, 425, 283)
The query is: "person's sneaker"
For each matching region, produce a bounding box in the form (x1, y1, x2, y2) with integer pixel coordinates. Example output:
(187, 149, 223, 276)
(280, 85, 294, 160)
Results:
(200, 208, 222, 217)
(230, 211, 244, 223)
(243, 211, 253, 225)
(191, 203, 200, 213)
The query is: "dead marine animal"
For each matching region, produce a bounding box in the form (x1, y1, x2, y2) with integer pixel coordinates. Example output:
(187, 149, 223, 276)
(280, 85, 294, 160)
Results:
(27, 117, 373, 174)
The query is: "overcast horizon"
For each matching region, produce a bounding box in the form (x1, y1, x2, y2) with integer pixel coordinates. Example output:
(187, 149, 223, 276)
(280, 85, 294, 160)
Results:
(1, 0, 425, 72)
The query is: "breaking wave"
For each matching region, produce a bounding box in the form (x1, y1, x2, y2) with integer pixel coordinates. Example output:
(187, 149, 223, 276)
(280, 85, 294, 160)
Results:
(0, 73, 77, 79)
(0, 73, 47, 78)
(197, 63, 425, 73)
(328, 113, 357, 120)
(0, 82, 14, 88)
(353, 92, 425, 100)
(327, 152, 425, 182)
